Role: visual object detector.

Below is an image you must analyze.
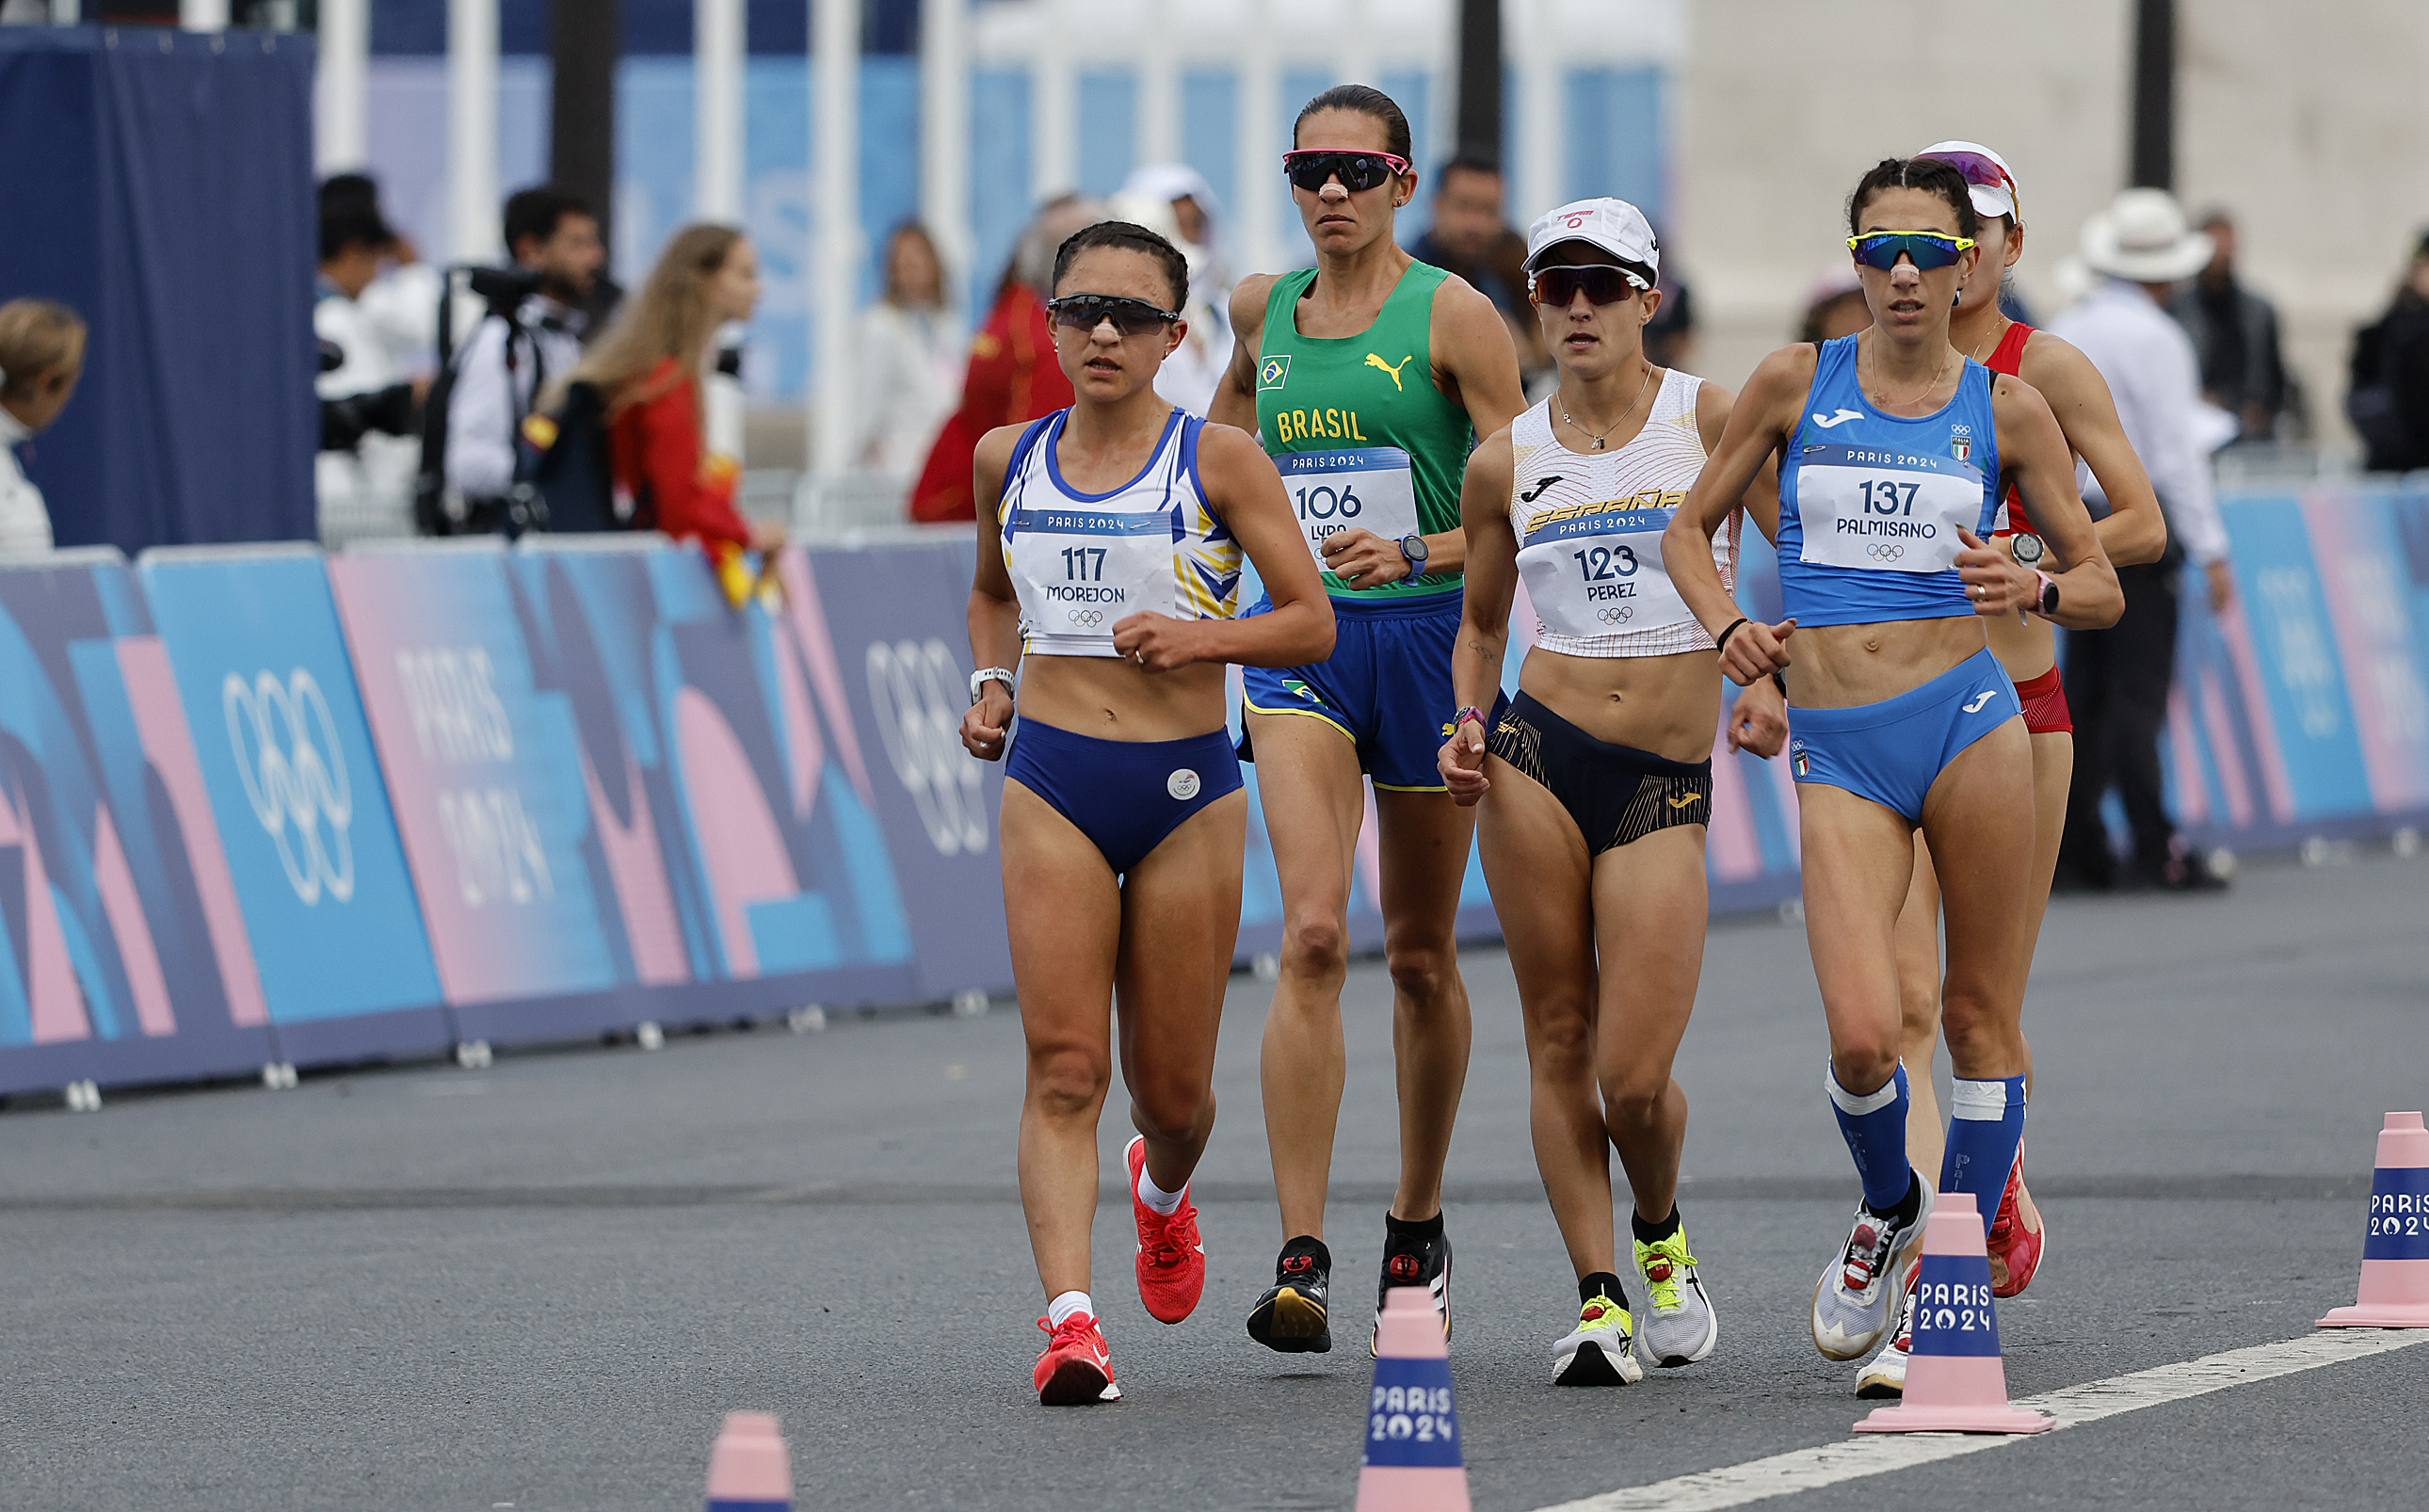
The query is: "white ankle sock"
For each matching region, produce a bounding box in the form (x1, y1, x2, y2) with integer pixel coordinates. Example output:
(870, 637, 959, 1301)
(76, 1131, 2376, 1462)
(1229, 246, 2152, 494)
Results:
(1047, 1290, 1095, 1328)
(1136, 1163, 1186, 1216)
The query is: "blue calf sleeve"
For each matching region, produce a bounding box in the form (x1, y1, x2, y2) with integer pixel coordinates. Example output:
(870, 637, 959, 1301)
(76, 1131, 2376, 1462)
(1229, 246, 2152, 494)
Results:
(1942, 1075, 2028, 1200)
(1827, 1062, 1912, 1212)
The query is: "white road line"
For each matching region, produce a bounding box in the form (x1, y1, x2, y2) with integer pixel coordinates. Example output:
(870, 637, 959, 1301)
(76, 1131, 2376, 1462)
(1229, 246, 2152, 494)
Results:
(1527, 1328, 2429, 1512)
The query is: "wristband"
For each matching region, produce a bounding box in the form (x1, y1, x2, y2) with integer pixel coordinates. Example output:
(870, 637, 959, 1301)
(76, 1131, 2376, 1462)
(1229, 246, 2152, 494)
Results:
(1714, 617, 1751, 653)
(1454, 705, 1488, 733)
(969, 666, 1016, 703)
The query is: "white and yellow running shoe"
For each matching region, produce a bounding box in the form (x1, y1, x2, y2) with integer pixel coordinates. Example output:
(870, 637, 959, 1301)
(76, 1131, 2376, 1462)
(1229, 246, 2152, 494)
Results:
(1552, 1287, 1646, 1386)
(1632, 1226, 1719, 1367)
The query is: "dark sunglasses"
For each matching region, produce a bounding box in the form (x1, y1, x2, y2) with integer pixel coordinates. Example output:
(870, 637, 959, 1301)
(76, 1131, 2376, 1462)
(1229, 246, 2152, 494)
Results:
(1528, 264, 1650, 307)
(1281, 149, 1411, 194)
(1847, 231, 1976, 271)
(1046, 294, 1182, 336)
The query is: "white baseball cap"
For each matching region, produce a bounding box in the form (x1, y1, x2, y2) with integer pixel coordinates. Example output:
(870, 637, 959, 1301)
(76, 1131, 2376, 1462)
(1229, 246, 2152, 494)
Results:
(1915, 140, 2020, 224)
(1523, 198, 1660, 285)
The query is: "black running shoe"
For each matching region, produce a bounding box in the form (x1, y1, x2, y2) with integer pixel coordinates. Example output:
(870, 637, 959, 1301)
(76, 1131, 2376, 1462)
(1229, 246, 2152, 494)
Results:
(1247, 1238, 1333, 1354)
(1372, 1214, 1453, 1354)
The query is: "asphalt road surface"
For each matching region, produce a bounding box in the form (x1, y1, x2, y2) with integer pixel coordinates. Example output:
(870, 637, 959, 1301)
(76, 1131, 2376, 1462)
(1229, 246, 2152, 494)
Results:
(3, 849, 2424, 1511)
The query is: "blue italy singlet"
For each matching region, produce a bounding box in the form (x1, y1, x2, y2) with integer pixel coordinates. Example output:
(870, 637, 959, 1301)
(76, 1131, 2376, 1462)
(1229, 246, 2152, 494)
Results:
(1776, 334, 2003, 628)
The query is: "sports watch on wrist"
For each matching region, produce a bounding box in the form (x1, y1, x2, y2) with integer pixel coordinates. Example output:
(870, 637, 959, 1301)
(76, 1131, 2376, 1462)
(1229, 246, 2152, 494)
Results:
(969, 667, 1016, 704)
(2032, 571, 2060, 619)
(2010, 532, 2046, 568)
(1398, 534, 1430, 575)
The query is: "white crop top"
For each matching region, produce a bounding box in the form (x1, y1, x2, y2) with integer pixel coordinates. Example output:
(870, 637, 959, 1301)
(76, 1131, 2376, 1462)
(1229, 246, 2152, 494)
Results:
(1505, 369, 1739, 658)
(997, 408, 1243, 657)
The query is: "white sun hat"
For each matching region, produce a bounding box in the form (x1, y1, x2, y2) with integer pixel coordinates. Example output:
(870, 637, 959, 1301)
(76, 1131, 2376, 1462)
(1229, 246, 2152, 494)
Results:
(1914, 140, 2020, 224)
(2080, 187, 2214, 283)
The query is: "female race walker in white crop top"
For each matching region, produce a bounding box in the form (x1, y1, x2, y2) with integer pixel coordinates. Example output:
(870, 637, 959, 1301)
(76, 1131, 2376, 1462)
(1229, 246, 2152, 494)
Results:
(1438, 199, 1781, 1384)
(959, 222, 1332, 1408)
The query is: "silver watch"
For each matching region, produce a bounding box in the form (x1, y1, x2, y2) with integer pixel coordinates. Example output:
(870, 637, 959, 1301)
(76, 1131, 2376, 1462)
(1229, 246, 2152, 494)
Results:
(2010, 532, 2046, 568)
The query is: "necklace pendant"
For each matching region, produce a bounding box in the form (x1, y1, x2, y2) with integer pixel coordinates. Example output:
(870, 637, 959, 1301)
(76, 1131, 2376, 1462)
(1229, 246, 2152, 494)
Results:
(1592, 438, 1605, 450)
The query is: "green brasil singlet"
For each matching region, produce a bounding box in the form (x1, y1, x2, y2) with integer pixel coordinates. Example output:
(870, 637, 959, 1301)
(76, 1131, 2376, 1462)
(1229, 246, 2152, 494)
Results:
(1254, 261, 1472, 601)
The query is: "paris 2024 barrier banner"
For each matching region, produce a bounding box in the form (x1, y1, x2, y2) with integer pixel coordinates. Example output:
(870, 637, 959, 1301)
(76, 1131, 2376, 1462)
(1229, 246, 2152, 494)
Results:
(1, 483, 2422, 1097)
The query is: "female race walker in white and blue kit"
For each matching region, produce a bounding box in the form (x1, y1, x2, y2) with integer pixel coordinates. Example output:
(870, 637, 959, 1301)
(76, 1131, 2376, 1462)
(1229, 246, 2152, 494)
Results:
(1664, 158, 2120, 1372)
(1440, 198, 1783, 1386)
(960, 222, 1334, 1407)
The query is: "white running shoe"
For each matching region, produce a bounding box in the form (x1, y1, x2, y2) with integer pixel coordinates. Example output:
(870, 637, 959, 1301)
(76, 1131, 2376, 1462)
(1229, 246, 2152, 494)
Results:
(1632, 1226, 1718, 1367)
(1855, 1263, 1919, 1398)
(1552, 1288, 1646, 1386)
(1811, 1167, 1933, 1361)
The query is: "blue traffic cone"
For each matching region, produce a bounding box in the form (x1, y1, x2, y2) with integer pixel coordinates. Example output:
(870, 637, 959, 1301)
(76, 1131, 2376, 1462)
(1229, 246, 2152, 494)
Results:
(1356, 1287, 1472, 1511)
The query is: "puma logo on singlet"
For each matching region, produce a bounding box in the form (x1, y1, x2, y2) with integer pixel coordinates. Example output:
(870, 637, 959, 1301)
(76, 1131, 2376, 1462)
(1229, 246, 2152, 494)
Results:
(1519, 475, 1564, 503)
(1365, 352, 1414, 391)
(1963, 690, 2000, 714)
(1810, 408, 1865, 428)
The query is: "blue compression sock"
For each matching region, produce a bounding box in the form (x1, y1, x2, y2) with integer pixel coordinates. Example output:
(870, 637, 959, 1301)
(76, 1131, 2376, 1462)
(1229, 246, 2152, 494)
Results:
(1826, 1062, 1913, 1212)
(1942, 1075, 2028, 1201)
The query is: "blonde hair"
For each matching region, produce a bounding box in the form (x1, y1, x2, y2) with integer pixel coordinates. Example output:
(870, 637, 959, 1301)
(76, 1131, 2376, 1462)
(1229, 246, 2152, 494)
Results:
(557, 223, 745, 417)
(0, 299, 87, 399)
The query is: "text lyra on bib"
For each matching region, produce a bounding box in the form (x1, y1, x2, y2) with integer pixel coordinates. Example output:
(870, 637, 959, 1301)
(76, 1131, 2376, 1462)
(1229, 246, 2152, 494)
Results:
(1793, 442, 1986, 574)
(1275, 447, 1420, 566)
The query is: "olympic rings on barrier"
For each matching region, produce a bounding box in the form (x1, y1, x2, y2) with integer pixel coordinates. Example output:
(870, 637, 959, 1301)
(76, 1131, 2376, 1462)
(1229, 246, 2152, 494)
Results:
(223, 669, 356, 906)
(1869, 542, 1906, 562)
(867, 637, 990, 858)
(1068, 608, 1105, 629)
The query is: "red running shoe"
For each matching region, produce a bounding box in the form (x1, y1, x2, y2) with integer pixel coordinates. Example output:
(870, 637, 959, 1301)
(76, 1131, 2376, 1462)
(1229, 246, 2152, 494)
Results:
(1987, 1149, 2046, 1298)
(1127, 1135, 1205, 1324)
(1033, 1313, 1120, 1405)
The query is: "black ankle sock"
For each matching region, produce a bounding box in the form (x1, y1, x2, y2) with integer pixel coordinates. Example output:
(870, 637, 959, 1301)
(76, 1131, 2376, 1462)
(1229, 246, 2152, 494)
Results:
(1630, 1206, 1682, 1245)
(1280, 1234, 1330, 1269)
(1579, 1271, 1627, 1307)
(1385, 1209, 1445, 1241)
(1864, 1170, 1923, 1227)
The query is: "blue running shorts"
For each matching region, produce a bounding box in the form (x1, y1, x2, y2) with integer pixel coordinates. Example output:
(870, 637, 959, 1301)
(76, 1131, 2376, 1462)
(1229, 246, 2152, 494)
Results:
(1005, 718, 1243, 875)
(1785, 646, 2019, 823)
(1239, 590, 1463, 793)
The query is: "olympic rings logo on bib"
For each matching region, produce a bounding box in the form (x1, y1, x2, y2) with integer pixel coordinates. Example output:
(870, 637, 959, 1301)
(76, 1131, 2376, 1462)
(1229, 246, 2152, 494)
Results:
(1869, 543, 1906, 562)
(1597, 605, 1634, 625)
(1068, 608, 1105, 628)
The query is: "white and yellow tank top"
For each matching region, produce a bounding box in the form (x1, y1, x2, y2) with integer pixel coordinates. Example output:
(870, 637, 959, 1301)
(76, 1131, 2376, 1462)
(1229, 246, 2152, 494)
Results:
(1507, 369, 1739, 658)
(998, 408, 1243, 657)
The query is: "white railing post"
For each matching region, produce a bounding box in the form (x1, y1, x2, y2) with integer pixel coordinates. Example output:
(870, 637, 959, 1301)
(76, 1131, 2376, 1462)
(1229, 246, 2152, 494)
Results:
(920, 0, 973, 304)
(315, 0, 370, 173)
(447, 0, 501, 262)
(696, 0, 747, 222)
(180, 0, 228, 30)
(812, 0, 863, 477)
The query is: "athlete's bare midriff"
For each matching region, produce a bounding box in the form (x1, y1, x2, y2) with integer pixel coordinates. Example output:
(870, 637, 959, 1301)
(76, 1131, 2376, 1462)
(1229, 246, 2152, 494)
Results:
(1517, 647, 1723, 764)
(1787, 616, 1990, 709)
(1017, 656, 1231, 742)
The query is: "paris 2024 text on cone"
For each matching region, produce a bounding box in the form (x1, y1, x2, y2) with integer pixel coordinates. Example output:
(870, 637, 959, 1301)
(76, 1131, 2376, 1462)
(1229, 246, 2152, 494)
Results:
(1357, 1286, 1472, 1512)
(705, 1409, 794, 1512)
(1856, 1190, 2053, 1435)
(2319, 1110, 2429, 1327)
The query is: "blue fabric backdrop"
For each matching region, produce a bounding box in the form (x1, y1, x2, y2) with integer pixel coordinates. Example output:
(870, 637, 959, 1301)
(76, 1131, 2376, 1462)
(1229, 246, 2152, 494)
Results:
(0, 28, 318, 552)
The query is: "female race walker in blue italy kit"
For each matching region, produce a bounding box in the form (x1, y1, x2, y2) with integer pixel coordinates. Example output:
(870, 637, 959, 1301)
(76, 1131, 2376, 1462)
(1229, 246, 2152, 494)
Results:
(1439, 198, 1783, 1385)
(1662, 157, 2121, 1374)
(1207, 84, 1526, 1356)
(959, 222, 1334, 1407)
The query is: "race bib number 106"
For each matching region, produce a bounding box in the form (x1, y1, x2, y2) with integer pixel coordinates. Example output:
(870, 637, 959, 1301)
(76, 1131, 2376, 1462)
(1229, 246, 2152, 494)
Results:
(1275, 447, 1422, 567)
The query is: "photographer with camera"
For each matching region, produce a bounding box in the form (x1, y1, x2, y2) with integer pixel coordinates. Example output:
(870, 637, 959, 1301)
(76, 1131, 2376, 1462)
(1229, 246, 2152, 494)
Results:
(429, 185, 606, 534)
(316, 185, 425, 539)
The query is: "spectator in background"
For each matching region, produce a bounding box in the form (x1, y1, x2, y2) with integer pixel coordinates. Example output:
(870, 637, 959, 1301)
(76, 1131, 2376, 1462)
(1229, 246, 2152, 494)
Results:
(0, 298, 85, 554)
(2170, 211, 2290, 442)
(2348, 229, 2429, 473)
(442, 185, 606, 528)
(849, 221, 962, 479)
(1408, 154, 1547, 385)
(908, 194, 1102, 522)
(2050, 188, 2234, 893)
(1642, 226, 1696, 372)
(319, 173, 448, 380)
(1797, 268, 1871, 344)
(315, 186, 424, 536)
(559, 223, 781, 555)
(1118, 163, 1235, 415)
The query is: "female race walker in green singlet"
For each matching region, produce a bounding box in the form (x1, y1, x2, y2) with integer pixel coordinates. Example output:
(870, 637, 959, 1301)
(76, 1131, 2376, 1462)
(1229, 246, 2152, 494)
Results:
(1209, 84, 1526, 1355)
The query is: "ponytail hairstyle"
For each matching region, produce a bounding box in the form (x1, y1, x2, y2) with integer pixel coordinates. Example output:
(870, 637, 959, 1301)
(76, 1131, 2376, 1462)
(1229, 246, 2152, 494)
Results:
(1846, 158, 1981, 241)
(560, 222, 744, 418)
(1292, 83, 1414, 162)
(1052, 220, 1191, 310)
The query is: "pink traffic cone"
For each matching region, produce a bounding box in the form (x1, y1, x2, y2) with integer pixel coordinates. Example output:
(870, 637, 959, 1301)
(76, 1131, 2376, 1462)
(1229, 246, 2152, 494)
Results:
(705, 1410, 794, 1512)
(1856, 1191, 2053, 1435)
(1356, 1287, 1472, 1512)
(2319, 1111, 2429, 1327)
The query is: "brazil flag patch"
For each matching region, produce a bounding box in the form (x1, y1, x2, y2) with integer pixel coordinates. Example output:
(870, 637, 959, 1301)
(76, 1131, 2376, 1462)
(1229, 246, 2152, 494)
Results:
(1259, 354, 1291, 392)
